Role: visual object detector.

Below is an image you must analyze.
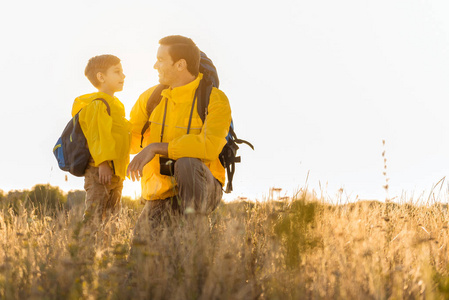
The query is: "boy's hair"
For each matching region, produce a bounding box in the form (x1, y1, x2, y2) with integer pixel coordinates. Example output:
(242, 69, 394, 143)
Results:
(159, 35, 200, 77)
(84, 54, 121, 88)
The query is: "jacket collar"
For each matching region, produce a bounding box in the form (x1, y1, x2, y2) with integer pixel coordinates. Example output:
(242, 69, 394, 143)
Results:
(161, 73, 203, 103)
(94, 92, 117, 104)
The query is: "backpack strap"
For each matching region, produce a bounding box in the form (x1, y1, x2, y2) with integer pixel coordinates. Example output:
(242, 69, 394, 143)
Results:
(225, 160, 235, 193)
(186, 89, 199, 134)
(223, 128, 254, 193)
(92, 98, 111, 115)
(228, 126, 254, 150)
(74, 98, 111, 116)
(140, 84, 168, 148)
(196, 77, 214, 123)
(160, 98, 168, 142)
(146, 84, 168, 116)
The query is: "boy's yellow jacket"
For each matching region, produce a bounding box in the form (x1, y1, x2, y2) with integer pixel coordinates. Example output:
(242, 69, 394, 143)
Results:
(72, 92, 131, 179)
(130, 74, 232, 201)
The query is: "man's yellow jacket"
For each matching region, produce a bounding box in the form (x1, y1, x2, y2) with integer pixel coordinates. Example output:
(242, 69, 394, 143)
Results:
(130, 74, 232, 201)
(72, 92, 131, 179)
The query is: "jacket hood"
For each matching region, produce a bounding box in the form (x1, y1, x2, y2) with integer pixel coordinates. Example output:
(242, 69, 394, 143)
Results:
(71, 92, 115, 117)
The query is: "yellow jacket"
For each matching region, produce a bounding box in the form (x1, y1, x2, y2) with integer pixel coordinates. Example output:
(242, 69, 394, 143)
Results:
(72, 92, 131, 179)
(130, 74, 232, 200)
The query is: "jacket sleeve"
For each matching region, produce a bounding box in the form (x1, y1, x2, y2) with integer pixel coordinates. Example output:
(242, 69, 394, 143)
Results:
(129, 87, 154, 154)
(80, 101, 116, 166)
(168, 88, 232, 161)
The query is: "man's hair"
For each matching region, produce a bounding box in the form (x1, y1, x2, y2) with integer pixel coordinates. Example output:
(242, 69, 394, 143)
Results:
(84, 54, 121, 88)
(159, 35, 200, 76)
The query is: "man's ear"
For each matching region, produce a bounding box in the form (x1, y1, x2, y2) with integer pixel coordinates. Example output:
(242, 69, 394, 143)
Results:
(176, 59, 187, 71)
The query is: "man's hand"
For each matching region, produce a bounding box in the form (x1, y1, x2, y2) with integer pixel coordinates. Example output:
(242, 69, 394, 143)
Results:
(98, 161, 113, 185)
(127, 143, 168, 182)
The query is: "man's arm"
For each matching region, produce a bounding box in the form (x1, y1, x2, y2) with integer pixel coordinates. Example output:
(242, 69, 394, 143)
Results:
(168, 88, 231, 161)
(127, 143, 168, 181)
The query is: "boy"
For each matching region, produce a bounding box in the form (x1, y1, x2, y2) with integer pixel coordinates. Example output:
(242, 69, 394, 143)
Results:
(72, 54, 130, 225)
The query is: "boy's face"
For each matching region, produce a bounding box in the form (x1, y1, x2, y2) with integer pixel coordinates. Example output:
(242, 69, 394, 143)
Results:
(154, 45, 178, 86)
(98, 63, 125, 93)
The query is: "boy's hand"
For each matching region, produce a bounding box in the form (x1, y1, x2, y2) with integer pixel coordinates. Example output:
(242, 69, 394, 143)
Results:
(98, 161, 113, 185)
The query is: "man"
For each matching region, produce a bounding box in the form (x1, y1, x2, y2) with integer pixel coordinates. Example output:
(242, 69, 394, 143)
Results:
(127, 35, 231, 226)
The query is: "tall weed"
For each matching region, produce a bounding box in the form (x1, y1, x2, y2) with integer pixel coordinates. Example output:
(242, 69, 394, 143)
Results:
(1, 192, 449, 299)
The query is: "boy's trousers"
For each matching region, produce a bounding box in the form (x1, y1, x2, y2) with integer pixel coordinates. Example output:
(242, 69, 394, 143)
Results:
(83, 164, 123, 224)
(133, 157, 222, 236)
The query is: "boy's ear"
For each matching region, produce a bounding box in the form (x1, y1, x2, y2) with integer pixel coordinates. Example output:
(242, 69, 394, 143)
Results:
(96, 72, 105, 84)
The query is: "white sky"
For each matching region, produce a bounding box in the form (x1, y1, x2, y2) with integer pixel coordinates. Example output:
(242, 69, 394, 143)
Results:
(2, 0, 449, 202)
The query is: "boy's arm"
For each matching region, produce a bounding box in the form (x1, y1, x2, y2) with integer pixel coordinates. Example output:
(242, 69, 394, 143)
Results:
(80, 101, 116, 166)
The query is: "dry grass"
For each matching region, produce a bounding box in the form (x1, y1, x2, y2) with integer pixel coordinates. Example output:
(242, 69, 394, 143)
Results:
(1, 192, 449, 299)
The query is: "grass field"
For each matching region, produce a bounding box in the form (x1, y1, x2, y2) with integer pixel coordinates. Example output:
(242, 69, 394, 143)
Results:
(1, 189, 449, 299)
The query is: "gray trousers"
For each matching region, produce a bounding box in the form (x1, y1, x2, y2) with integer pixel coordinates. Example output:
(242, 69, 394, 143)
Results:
(134, 158, 222, 234)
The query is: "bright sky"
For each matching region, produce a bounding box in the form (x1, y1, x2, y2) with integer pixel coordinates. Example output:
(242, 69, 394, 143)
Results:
(2, 0, 449, 203)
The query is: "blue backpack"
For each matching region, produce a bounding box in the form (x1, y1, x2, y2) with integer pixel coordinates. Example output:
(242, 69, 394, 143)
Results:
(141, 52, 254, 193)
(53, 98, 110, 176)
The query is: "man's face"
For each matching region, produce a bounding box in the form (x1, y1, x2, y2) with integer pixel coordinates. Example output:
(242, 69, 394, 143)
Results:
(154, 45, 178, 86)
(100, 63, 125, 93)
